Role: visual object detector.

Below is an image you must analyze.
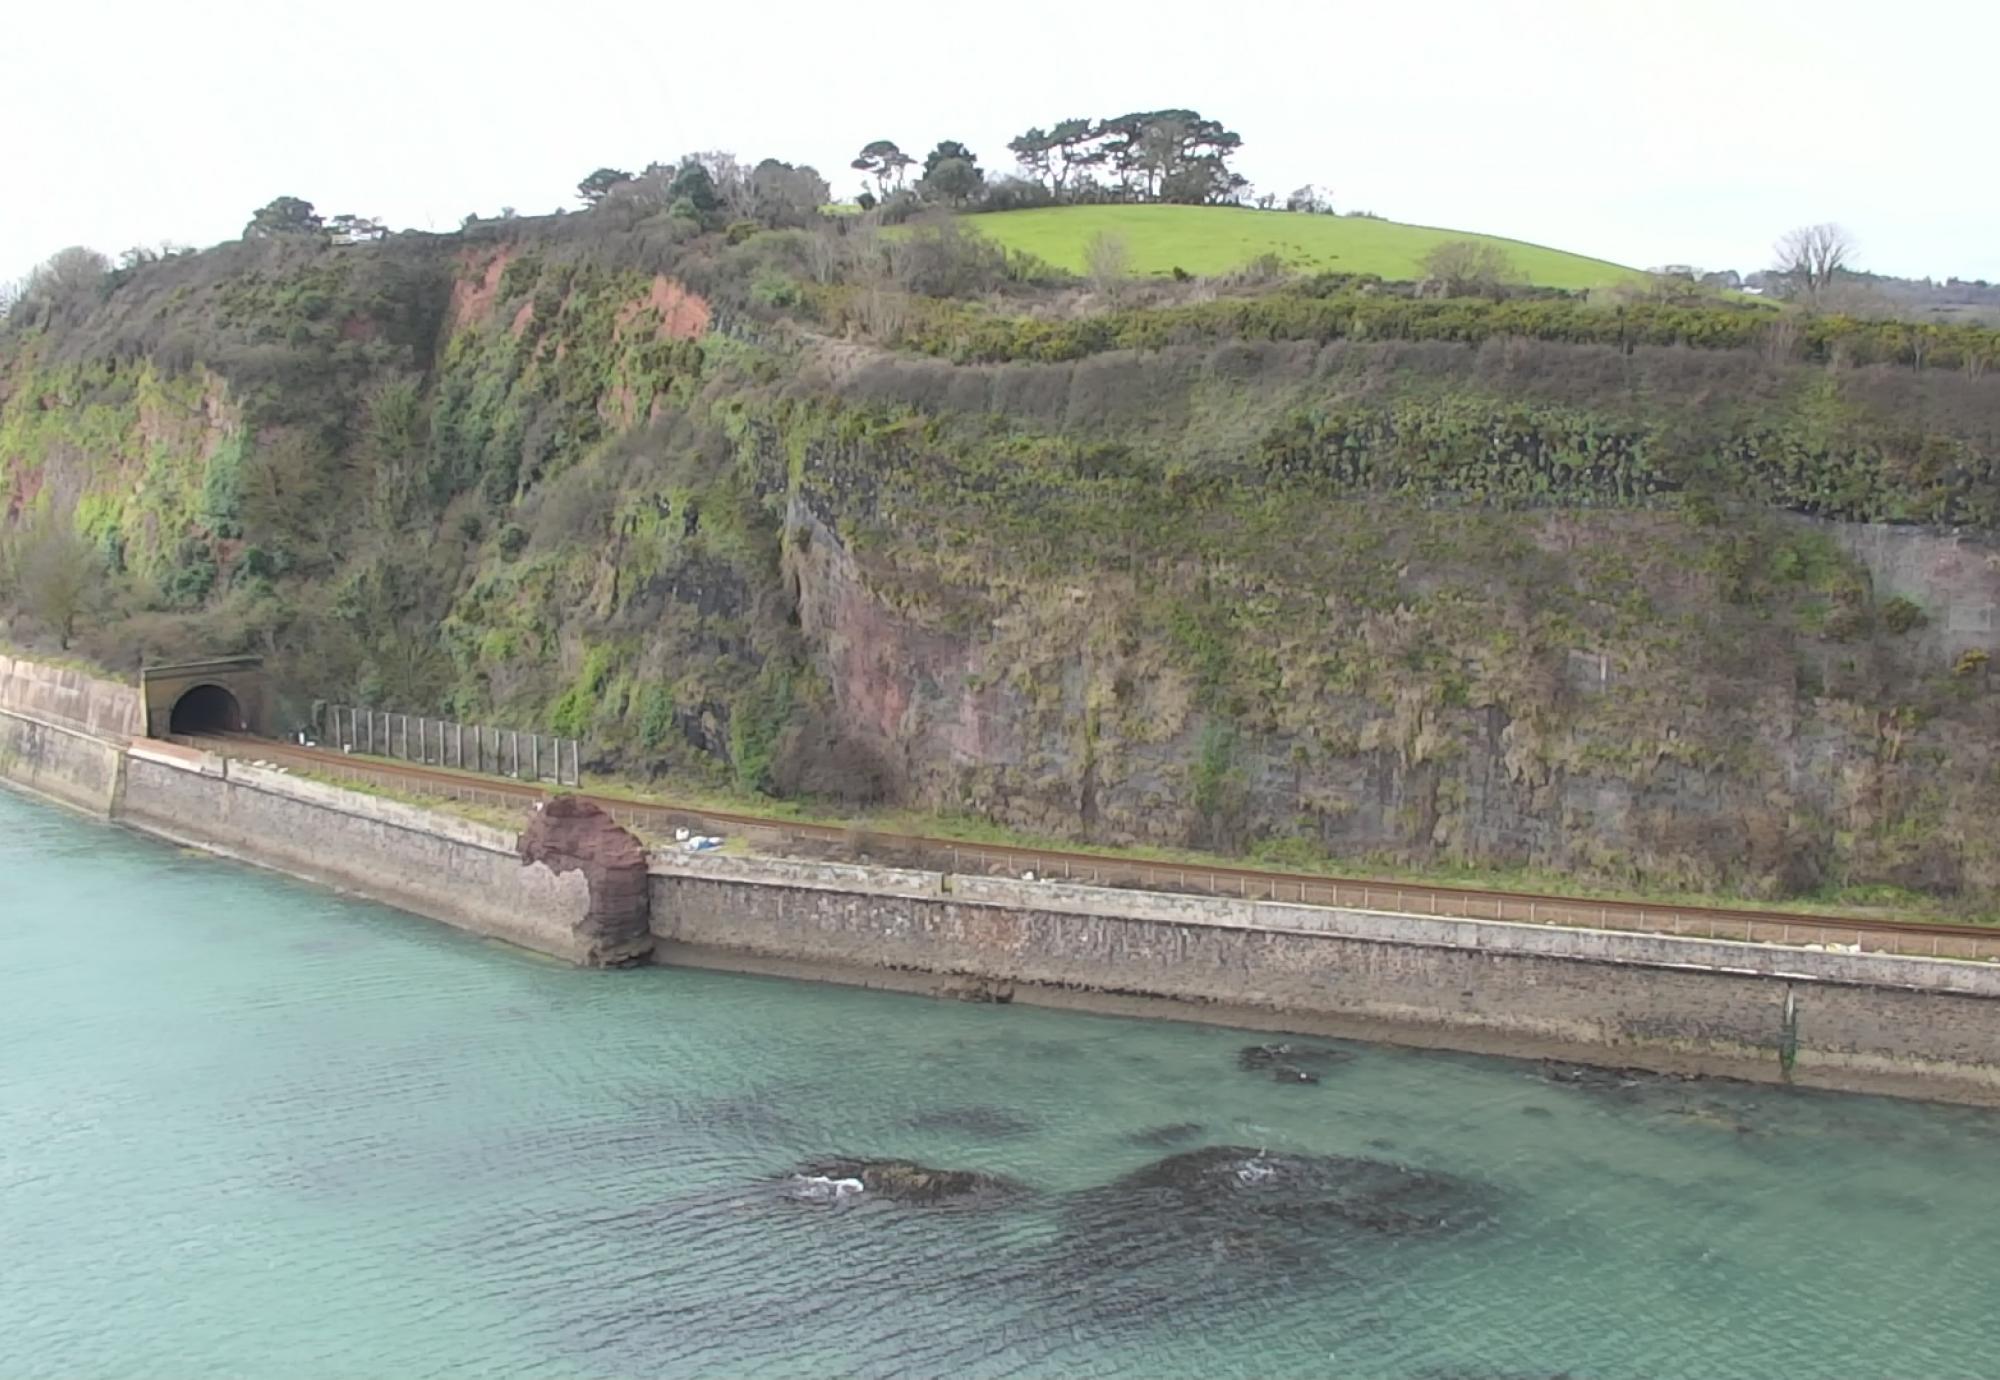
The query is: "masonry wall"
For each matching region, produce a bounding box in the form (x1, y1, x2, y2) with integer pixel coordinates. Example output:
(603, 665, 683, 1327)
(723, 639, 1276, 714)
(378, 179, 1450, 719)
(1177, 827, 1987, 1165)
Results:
(0, 708, 127, 814)
(649, 853, 2000, 1104)
(115, 753, 626, 963)
(0, 654, 141, 740)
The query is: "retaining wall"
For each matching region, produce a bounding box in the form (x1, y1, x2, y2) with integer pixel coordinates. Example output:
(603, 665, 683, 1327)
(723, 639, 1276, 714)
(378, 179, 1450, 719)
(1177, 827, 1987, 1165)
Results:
(0, 708, 128, 814)
(0, 653, 141, 740)
(649, 852, 2000, 1104)
(115, 751, 618, 964)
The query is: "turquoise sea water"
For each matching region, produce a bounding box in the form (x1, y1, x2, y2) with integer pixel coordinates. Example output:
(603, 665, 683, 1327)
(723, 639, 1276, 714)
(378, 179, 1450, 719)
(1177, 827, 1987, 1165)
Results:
(3, 785, 1998, 1379)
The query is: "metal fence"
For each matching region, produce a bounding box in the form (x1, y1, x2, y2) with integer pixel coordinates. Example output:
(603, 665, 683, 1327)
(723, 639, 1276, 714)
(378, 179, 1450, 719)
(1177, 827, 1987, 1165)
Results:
(323, 705, 581, 787)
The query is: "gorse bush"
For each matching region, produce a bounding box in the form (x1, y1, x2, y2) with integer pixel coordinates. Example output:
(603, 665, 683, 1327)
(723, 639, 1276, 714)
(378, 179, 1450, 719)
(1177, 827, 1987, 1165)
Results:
(1255, 398, 2000, 527)
(820, 284, 2000, 372)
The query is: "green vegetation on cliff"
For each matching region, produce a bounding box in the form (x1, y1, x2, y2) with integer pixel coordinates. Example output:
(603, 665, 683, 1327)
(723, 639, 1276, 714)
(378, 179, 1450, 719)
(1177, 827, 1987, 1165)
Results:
(4, 196, 2000, 910)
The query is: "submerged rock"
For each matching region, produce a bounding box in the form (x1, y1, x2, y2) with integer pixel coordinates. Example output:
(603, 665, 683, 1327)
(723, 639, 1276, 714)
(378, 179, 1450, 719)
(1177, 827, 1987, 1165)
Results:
(938, 979, 1013, 1004)
(1124, 1121, 1207, 1148)
(1103, 1146, 1488, 1237)
(790, 1157, 1024, 1205)
(1537, 1060, 1739, 1098)
(1238, 1041, 1350, 1085)
(1049, 1145, 1493, 1323)
(909, 1105, 1039, 1139)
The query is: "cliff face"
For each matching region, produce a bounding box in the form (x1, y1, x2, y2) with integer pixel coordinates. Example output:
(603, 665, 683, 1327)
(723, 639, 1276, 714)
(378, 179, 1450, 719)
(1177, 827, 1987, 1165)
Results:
(5, 214, 2000, 904)
(782, 419, 2000, 900)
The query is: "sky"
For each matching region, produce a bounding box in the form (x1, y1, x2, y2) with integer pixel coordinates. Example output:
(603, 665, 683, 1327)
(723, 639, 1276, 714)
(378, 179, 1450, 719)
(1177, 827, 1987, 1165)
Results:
(5, 0, 1996, 286)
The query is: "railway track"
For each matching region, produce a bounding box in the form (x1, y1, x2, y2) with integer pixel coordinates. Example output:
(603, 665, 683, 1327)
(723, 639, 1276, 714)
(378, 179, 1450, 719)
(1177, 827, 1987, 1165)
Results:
(179, 732, 2000, 962)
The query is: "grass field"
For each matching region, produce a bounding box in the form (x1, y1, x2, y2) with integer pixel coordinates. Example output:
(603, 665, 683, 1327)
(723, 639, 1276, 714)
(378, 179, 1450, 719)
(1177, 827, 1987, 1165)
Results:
(965, 204, 1641, 290)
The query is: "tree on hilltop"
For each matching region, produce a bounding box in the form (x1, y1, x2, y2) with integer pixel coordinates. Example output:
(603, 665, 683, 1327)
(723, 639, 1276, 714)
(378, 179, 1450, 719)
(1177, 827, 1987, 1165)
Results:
(1007, 127, 1053, 188)
(922, 140, 979, 180)
(749, 159, 830, 227)
(668, 160, 720, 216)
(919, 141, 985, 206)
(1098, 109, 1244, 204)
(576, 167, 633, 207)
(244, 196, 324, 239)
(1008, 118, 1103, 197)
(1285, 184, 1335, 215)
(1774, 223, 1854, 304)
(851, 140, 914, 200)
(4, 246, 112, 328)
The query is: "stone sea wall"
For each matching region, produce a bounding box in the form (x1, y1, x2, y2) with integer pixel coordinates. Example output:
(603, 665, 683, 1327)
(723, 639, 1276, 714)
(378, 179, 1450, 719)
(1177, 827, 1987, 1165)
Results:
(0, 653, 142, 739)
(0, 654, 138, 813)
(113, 748, 648, 965)
(649, 852, 2000, 1105)
(0, 708, 128, 814)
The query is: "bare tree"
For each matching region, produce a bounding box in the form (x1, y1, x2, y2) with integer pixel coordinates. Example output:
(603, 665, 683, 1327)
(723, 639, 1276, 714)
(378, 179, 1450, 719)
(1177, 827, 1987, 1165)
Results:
(1085, 232, 1130, 294)
(1773, 223, 1854, 302)
(2, 506, 103, 650)
(1422, 239, 1514, 297)
(5, 246, 111, 327)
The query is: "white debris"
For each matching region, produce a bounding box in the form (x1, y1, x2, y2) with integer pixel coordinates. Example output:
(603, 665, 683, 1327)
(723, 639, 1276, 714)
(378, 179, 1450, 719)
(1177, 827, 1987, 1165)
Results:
(675, 827, 691, 842)
(783, 1174, 865, 1205)
(1021, 870, 1037, 882)
(1235, 1155, 1276, 1186)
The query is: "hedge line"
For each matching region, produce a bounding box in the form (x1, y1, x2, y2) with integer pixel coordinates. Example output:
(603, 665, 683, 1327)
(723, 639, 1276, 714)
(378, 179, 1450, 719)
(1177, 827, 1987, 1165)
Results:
(825, 288, 2000, 373)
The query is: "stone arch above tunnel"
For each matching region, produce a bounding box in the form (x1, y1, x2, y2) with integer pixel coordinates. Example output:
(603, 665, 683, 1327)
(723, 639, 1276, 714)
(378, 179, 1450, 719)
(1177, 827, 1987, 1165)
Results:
(140, 656, 269, 740)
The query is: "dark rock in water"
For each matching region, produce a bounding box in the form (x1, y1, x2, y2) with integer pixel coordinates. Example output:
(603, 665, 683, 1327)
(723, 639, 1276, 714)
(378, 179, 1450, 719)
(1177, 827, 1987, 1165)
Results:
(1538, 1060, 1724, 1098)
(1538, 1061, 1650, 1094)
(1238, 1041, 1350, 1071)
(938, 979, 1014, 1003)
(1520, 1105, 1555, 1119)
(1048, 1145, 1492, 1325)
(516, 796, 653, 965)
(1104, 1146, 1488, 1238)
(1239, 1041, 1348, 1086)
(1124, 1121, 1206, 1148)
(791, 1157, 1024, 1205)
(910, 1105, 1038, 1139)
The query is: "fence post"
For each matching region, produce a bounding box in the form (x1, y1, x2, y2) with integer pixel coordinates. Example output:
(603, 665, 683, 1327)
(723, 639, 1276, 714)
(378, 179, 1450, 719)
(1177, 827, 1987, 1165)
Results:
(530, 734, 540, 782)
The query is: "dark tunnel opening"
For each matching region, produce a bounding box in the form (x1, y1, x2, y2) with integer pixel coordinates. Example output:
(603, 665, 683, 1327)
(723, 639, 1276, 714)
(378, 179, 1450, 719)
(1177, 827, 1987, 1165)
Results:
(169, 683, 245, 736)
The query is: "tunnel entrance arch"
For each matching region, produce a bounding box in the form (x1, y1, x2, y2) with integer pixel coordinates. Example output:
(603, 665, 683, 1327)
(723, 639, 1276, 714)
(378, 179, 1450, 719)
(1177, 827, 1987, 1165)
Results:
(168, 683, 246, 735)
(140, 656, 269, 740)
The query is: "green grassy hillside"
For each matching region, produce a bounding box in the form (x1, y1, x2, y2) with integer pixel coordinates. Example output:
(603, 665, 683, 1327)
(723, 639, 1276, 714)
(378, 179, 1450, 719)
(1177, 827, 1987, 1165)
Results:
(965, 205, 1641, 289)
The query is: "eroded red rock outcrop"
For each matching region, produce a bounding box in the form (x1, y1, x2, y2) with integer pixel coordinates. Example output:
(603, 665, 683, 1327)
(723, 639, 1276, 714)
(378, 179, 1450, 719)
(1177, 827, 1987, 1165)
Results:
(518, 796, 654, 965)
